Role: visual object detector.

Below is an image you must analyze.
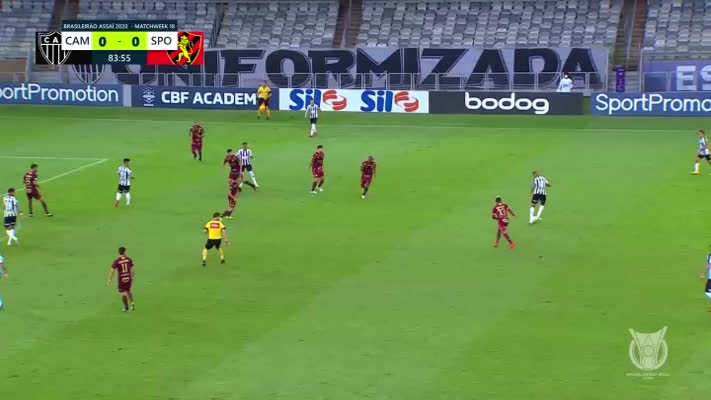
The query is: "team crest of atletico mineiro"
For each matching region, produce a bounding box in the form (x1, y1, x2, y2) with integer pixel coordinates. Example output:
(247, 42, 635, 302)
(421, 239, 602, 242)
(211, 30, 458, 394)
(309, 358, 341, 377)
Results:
(146, 32, 204, 66)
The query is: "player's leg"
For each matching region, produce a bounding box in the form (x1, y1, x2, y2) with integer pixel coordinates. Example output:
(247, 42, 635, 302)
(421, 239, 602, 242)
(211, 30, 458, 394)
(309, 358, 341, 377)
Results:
(494, 228, 502, 247)
(40, 199, 51, 216)
(27, 196, 34, 216)
(247, 166, 259, 187)
(218, 248, 225, 263)
(125, 188, 131, 206)
(529, 202, 536, 224)
(311, 178, 318, 193)
(119, 291, 129, 311)
(115, 186, 122, 207)
(127, 290, 135, 310)
(318, 177, 325, 191)
(265, 100, 271, 120)
(197, 145, 203, 161)
(257, 99, 263, 119)
(202, 241, 211, 266)
(694, 155, 702, 174)
(535, 197, 546, 220)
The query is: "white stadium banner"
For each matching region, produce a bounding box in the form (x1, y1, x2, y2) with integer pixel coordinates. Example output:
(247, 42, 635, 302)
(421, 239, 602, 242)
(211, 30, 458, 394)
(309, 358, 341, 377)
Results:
(278, 88, 429, 113)
(65, 47, 608, 89)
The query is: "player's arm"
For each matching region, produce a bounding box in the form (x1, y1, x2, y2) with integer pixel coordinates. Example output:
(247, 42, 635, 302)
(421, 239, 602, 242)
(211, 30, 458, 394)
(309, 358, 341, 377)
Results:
(131, 266, 135, 280)
(267, 88, 272, 98)
(107, 267, 115, 285)
(1, 260, 7, 280)
(309, 157, 314, 169)
(701, 263, 710, 280)
(508, 207, 515, 217)
(222, 227, 229, 245)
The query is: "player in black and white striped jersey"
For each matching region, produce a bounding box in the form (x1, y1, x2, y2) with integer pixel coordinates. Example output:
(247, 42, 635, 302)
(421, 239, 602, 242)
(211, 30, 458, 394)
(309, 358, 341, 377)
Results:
(529, 171, 551, 224)
(236, 142, 258, 190)
(3, 188, 21, 246)
(115, 158, 133, 207)
(305, 99, 320, 137)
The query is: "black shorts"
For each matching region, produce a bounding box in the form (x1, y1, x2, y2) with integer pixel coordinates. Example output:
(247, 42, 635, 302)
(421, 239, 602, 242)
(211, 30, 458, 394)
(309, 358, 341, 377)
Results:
(205, 239, 222, 250)
(531, 194, 547, 205)
(698, 154, 711, 161)
(258, 98, 269, 107)
(310, 118, 318, 124)
(3, 216, 16, 227)
(241, 164, 253, 172)
(117, 184, 131, 193)
(705, 279, 711, 293)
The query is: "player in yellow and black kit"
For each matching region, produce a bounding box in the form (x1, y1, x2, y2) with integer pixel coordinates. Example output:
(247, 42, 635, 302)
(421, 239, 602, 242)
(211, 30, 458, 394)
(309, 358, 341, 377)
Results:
(257, 80, 272, 120)
(202, 212, 229, 266)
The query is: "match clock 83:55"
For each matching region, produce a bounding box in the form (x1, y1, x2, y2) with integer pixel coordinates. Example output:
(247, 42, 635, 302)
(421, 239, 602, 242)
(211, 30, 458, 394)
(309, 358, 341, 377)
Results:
(91, 51, 147, 64)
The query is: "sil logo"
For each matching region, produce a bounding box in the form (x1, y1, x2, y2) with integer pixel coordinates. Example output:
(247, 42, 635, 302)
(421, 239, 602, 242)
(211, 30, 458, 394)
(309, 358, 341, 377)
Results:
(322, 89, 347, 111)
(393, 91, 419, 112)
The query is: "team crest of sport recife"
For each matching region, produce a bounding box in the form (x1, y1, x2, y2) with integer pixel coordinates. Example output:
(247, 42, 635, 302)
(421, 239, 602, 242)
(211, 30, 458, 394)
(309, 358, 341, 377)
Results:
(628, 326, 668, 371)
(37, 32, 71, 65)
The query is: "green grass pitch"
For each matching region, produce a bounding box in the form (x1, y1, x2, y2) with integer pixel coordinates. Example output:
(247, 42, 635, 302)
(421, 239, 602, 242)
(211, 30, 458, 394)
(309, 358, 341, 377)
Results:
(0, 105, 709, 399)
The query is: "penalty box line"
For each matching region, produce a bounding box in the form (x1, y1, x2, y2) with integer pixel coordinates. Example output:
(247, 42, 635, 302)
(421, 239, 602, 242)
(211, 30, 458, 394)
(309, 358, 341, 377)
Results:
(0, 156, 108, 184)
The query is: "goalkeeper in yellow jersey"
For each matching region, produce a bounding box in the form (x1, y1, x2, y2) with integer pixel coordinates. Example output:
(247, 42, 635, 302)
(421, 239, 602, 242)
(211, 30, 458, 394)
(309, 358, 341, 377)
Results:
(257, 80, 272, 120)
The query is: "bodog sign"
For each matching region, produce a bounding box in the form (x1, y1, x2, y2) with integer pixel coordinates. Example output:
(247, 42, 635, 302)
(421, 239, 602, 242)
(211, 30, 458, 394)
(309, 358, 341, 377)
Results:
(429, 91, 584, 115)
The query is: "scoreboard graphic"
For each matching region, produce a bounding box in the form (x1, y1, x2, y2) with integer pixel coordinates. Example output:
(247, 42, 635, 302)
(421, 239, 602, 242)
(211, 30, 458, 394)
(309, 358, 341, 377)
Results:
(35, 20, 204, 65)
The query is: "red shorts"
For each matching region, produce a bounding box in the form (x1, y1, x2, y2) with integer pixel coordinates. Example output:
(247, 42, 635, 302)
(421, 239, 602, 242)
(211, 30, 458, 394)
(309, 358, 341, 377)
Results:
(191, 142, 202, 151)
(361, 175, 372, 188)
(313, 167, 324, 178)
(118, 279, 132, 293)
(497, 219, 509, 232)
(26, 190, 41, 200)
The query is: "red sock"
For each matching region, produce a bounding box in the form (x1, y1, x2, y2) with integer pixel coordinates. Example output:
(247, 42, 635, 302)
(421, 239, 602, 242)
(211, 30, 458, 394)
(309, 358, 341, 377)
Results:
(503, 233, 512, 244)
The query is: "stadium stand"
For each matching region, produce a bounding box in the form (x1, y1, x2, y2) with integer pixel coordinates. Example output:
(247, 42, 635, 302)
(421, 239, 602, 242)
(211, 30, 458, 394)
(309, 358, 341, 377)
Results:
(643, 0, 711, 59)
(356, 0, 623, 48)
(215, 1, 339, 48)
(76, 0, 218, 48)
(0, 0, 54, 59)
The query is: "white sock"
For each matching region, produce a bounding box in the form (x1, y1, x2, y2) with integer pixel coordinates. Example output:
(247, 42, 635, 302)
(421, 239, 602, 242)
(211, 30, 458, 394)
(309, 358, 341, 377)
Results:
(125, 193, 131, 205)
(0, 295, 3, 308)
(529, 206, 535, 222)
(10, 229, 17, 240)
(249, 171, 258, 186)
(536, 205, 545, 219)
(116, 192, 122, 201)
(694, 162, 700, 172)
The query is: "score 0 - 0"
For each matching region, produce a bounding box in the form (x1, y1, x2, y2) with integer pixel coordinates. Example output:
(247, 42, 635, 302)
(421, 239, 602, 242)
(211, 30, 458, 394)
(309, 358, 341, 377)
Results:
(61, 31, 177, 51)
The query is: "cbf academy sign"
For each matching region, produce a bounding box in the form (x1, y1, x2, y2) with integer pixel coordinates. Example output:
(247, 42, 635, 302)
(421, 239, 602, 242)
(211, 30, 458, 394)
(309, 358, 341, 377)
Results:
(592, 92, 711, 116)
(131, 85, 275, 109)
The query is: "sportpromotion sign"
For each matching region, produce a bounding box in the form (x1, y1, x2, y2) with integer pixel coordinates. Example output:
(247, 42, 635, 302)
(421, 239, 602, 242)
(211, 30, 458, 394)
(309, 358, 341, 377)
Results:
(66, 47, 609, 87)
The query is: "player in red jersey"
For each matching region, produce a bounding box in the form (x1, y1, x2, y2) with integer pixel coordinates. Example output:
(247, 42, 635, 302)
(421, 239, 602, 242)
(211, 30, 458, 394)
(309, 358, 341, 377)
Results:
(107, 246, 135, 312)
(309, 145, 325, 194)
(360, 156, 377, 199)
(223, 148, 243, 181)
(23, 164, 52, 217)
(190, 121, 205, 161)
(221, 178, 240, 219)
(492, 196, 515, 249)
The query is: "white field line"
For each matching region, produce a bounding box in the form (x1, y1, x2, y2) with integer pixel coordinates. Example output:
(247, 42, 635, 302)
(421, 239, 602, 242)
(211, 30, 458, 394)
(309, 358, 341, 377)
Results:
(0, 156, 105, 161)
(0, 114, 690, 133)
(38, 158, 108, 184)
